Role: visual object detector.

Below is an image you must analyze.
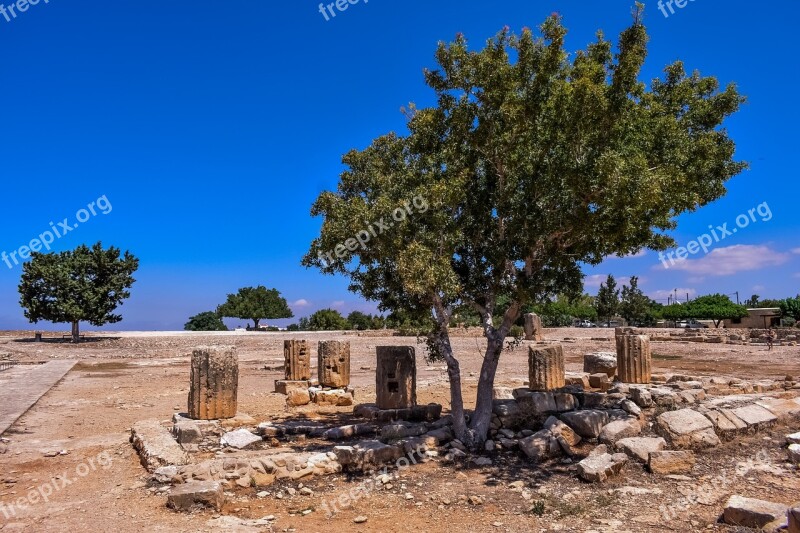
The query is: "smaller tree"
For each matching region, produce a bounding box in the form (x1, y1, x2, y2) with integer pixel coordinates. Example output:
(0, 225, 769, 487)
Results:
(682, 294, 748, 327)
(185, 311, 227, 331)
(19, 242, 139, 342)
(595, 275, 620, 325)
(307, 309, 349, 331)
(619, 277, 651, 326)
(217, 286, 293, 329)
(744, 294, 760, 308)
(780, 296, 800, 321)
(347, 311, 373, 330)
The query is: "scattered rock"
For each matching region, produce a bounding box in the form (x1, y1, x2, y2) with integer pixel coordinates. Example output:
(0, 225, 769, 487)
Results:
(722, 495, 788, 530)
(560, 410, 609, 439)
(519, 429, 560, 462)
(788, 508, 800, 533)
(220, 429, 262, 449)
(648, 450, 696, 475)
(354, 516, 368, 524)
(789, 443, 800, 464)
(655, 409, 721, 449)
(167, 481, 225, 511)
(130, 420, 190, 472)
(598, 418, 642, 446)
(577, 452, 628, 483)
(583, 352, 617, 378)
(615, 437, 666, 463)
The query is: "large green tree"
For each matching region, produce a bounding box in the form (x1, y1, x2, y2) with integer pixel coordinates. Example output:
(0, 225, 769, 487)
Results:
(663, 294, 748, 327)
(217, 286, 293, 329)
(307, 308, 349, 331)
(19, 242, 139, 342)
(303, 9, 745, 445)
(596, 275, 621, 325)
(184, 311, 228, 331)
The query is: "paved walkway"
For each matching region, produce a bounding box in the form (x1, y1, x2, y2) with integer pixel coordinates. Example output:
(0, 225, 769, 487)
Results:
(0, 361, 77, 436)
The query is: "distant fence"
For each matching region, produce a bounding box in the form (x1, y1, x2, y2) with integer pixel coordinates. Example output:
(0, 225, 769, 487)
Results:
(0, 361, 17, 372)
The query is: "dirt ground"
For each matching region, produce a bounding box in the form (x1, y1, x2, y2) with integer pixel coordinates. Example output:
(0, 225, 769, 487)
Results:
(0, 328, 798, 533)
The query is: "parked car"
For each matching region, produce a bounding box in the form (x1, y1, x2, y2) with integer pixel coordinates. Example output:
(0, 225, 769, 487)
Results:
(677, 320, 708, 329)
(577, 320, 596, 328)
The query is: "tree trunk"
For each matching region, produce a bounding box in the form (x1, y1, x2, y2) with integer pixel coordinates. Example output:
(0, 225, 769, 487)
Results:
(253, 318, 260, 330)
(468, 333, 504, 445)
(71, 321, 80, 343)
(431, 327, 468, 444)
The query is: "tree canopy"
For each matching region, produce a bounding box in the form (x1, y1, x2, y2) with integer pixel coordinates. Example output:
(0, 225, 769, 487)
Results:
(184, 311, 228, 331)
(619, 276, 651, 326)
(662, 294, 748, 327)
(19, 242, 139, 342)
(307, 308, 349, 331)
(302, 9, 746, 445)
(216, 286, 293, 329)
(596, 275, 621, 324)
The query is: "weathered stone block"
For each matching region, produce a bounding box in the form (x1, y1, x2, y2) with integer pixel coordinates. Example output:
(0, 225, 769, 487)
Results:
(284, 340, 311, 381)
(131, 420, 190, 473)
(318, 340, 350, 388)
(616, 335, 651, 384)
(560, 410, 609, 439)
(655, 409, 720, 449)
(528, 344, 565, 391)
(523, 313, 544, 341)
(167, 481, 225, 511)
(188, 346, 239, 420)
(722, 495, 788, 530)
(274, 380, 308, 395)
(648, 450, 695, 474)
(577, 452, 628, 483)
(615, 437, 666, 463)
(583, 352, 617, 378)
(376, 346, 416, 409)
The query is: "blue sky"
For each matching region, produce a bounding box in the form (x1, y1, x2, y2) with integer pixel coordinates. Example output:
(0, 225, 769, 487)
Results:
(1, 0, 798, 330)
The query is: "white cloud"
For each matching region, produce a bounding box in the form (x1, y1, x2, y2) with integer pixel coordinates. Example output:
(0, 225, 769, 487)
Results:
(752, 285, 766, 292)
(658, 245, 789, 276)
(791, 248, 800, 255)
(649, 288, 697, 302)
(331, 300, 346, 309)
(292, 299, 311, 308)
(584, 274, 632, 288)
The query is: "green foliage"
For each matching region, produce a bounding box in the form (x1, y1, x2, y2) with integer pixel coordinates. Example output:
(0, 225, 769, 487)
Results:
(184, 311, 227, 331)
(19, 242, 139, 341)
(780, 296, 800, 321)
(301, 9, 746, 439)
(619, 276, 651, 326)
(595, 275, 620, 323)
(347, 311, 372, 330)
(530, 500, 546, 517)
(286, 323, 301, 331)
(663, 294, 748, 327)
(307, 308, 349, 330)
(217, 286, 293, 329)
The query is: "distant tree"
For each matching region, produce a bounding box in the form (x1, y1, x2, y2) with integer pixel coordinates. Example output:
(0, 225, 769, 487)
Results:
(780, 296, 800, 321)
(595, 275, 620, 325)
(297, 317, 311, 330)
(217, 286, 293, 329)
(660, 303, 685, 322)
(184, 311, 227, 331)
(370, 315, 387, 330)
(19, 242, 138, 343)
(307, 308, 349, 331)
(286, 323, 301, 331)
(619, 276, 650, 326)
(682, 294, 748, 327)
(757, 298, 783, 309)
(744, 294, 760, 307)
(347, 311, 373, 330)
